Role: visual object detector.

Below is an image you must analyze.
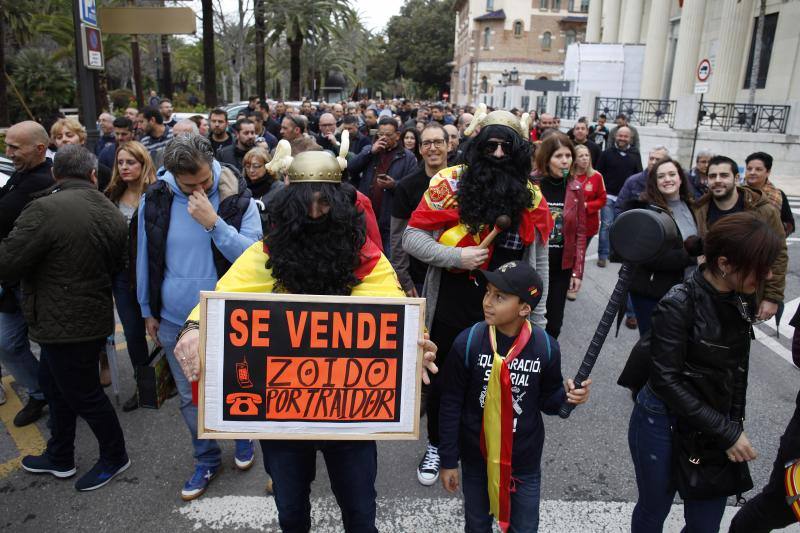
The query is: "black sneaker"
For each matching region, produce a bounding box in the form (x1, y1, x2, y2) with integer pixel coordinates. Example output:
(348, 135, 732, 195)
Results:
(75, 456, 131, 491)
(14, 397, 47, 427)
(417, 443, 440, 486)
(122, 393, 139, 412)
(21, 454, 76, 479)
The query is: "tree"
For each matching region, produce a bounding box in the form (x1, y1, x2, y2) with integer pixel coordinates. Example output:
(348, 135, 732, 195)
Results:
(8, 48, 74, 123)
(254, 0, 265, 102)
(201, 0, 217, 107)
(263, 0, 356, 100)
(380, 0, 455, 97)
(1, 0, 36, 125)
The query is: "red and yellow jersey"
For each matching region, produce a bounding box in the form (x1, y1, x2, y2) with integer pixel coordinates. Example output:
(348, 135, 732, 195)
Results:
(187, 238, 403, 322)
(407, 165, 553, 249)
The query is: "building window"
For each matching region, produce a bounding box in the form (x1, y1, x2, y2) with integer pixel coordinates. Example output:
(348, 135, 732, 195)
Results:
(513, 20, 523, 38)
(552, 0, 561, 10)
(565, 29, 576, 46)
(521, 95, 531, 111)
(580, 0, 590, 12)
(480, 76, 488, 93)
(486, 0, 494, 10)
(542, 31, 552, 50)
(743, 13, 778, 90)
(483, 27, 491, 49)
(540, 0, 548, 9)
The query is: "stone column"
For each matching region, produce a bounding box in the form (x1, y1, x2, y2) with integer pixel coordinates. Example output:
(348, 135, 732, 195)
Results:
(639, 0, 671, 99)
(669, 0, 707, 99)
(708, 0, 753, 102)
(619, 0, 643, 43)
(639, 0, 651, 43)
(601, 0, 621, 43)
(586, 0, 603, 42)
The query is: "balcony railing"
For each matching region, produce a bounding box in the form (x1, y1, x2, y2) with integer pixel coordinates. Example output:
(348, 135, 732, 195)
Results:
(594, 97, 676, 127)
(699, 102, 790, 134)
(535, 95, 547, 115)
(556, 96, 580, 120)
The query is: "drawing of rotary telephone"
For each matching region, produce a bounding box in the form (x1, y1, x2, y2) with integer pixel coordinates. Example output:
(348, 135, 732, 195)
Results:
(226, 393, 262, 416)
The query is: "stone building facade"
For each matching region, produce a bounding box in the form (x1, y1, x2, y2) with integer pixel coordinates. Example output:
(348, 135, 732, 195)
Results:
(450, 0, 589, 107)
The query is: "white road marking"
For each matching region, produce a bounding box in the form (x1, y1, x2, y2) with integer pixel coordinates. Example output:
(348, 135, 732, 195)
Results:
(754, 326, 796, 366)
(759, 296, 800, 340)
(176, 495, 800, 532)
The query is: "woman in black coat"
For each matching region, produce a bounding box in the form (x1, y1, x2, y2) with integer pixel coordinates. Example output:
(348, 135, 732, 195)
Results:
(623, 158, 699, 336)
(627, 212, 782, 533)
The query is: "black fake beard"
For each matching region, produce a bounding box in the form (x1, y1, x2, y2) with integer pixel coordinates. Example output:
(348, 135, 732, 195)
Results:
(456, 157, 531, 234)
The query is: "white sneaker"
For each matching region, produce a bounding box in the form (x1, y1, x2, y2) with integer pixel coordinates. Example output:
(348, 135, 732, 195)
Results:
(0, 385, 6, 406)
(417, 443, 440, 486)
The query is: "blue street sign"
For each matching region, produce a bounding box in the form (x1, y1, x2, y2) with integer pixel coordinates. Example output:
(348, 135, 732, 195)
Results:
(80, 0, 97, 26)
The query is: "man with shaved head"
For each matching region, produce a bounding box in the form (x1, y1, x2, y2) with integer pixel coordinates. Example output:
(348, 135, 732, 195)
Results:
(0, 121, 54, 425)
(96, 112, 116, 156)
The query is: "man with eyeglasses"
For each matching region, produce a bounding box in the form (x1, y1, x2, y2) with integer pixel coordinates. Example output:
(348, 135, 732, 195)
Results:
(349, 116, 418, 256)
(390, 123, 450, 297)
(316, 112, 340, 154)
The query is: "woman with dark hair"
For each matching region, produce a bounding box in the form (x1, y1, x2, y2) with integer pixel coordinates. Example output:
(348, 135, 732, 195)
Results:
(627, 212, 782, 533)
(532, 132, 586, 339)
(623, 157, 699, 335)
(401, 128, 421, 162)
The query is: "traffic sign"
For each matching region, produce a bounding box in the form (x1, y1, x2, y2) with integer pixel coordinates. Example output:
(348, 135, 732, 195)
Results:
(697, 59, 711, 82)
(81, 24, 104, 70)
(694, 82, 708, 94)
(79, 0, 97, 26)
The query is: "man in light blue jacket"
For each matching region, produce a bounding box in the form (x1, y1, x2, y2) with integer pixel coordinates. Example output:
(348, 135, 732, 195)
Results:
(136, 135, 262, 500)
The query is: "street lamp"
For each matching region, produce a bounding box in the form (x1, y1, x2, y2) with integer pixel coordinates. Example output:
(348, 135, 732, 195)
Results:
(509, 67, 519, 84)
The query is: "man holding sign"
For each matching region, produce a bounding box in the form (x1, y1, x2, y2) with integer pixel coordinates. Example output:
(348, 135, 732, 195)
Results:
(175, 144, 438, 532)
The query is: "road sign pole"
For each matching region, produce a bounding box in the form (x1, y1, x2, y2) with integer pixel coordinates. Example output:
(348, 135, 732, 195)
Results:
(689, 92, 703, 169)
(73, 1, 99, 150)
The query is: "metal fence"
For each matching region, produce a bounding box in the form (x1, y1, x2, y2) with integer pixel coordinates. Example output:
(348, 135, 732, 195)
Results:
(593, 97, 676, 127)
(535, 95, 547, 115)
(556, 96, 580, 120)
(698, 102, 790, 134)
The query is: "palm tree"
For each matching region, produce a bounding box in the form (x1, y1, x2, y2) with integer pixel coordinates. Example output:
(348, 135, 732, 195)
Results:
(1, 0, 35, 125)
(263, 0, 356, 100)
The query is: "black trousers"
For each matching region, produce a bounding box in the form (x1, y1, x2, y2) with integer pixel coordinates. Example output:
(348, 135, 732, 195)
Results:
(729, 389, 800, 533)
(545, 266, 572, 339)
(426, 320, 464, 446)
(39, 339, 127, 466)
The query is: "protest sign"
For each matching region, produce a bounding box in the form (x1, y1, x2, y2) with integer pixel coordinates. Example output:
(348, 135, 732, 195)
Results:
(198, 292, 425, 440)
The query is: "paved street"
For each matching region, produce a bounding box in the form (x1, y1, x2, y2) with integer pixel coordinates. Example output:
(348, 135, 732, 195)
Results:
(0, 236, 798, 532)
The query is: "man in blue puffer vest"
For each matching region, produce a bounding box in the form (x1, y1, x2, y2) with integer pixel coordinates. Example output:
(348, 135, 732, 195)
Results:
(135, 134, 262, 500)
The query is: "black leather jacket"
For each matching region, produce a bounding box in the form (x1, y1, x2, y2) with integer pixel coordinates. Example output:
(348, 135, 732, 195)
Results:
(648, 267, 753, 449)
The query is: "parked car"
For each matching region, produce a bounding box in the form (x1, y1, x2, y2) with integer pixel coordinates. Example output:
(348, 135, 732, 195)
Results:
(0, 156, 14, 188)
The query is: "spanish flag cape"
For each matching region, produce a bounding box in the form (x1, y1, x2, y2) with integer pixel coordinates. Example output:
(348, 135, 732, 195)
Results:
(188, 237, 403, 404)
(481, 321, 533, 532)
(408, 165, 552, 268)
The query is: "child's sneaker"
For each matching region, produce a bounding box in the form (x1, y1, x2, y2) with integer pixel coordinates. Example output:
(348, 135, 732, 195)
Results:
(417, 443, 440, 486)
(234, 440, 255, 471)
(181, 464, 219, 501)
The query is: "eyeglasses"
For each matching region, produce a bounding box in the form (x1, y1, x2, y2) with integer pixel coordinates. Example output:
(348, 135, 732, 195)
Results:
(421, 139, 446, 149)
(484, 140, 512, 153)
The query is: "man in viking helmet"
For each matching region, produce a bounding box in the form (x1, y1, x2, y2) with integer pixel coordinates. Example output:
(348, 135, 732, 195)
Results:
(403, 107, 552, 487)
(174, 142, 438, 532)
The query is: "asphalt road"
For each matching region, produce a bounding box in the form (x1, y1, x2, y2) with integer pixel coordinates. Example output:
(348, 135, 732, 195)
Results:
(1, 235, 799, 533)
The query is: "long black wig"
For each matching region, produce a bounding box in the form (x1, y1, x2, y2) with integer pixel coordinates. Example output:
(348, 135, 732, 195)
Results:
(264, 182, 366, 295)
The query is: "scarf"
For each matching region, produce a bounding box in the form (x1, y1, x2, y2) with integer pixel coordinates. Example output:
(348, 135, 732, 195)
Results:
(480, 321, 533, 532)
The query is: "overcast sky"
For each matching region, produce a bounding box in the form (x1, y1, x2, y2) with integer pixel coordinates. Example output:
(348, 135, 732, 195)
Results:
(192, 0, 403, 33)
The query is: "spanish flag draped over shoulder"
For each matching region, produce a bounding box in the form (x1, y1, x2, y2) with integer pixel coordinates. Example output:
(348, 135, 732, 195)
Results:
(408, 165, 553, 256)
(480, 321, 533, 532)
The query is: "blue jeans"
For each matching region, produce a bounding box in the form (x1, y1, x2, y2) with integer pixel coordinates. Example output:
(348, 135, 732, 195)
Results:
(158, 319, 222, 468)
(0, 289, 44, 400)
(629, 293, 659, 336)
(598, 197, 616, 260)
(260, 440, 378, 533)
(461, 460, 542, 533)
(628, 385, 727, 533)
(112, 270, 149, 368)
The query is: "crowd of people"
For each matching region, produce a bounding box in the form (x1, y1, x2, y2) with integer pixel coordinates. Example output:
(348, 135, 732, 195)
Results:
(0, 94, 798, 533)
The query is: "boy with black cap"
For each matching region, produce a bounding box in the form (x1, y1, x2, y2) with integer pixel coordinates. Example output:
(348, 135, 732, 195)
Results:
(438, 260, 591, 532)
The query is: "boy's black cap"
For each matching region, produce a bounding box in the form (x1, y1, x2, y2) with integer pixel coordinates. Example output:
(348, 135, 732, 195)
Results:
(473, 261, 544, 308)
